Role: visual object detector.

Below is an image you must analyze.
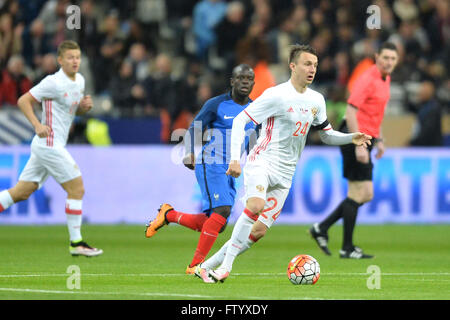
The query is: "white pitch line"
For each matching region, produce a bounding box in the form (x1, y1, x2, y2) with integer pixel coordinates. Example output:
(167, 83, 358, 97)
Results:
(0, 287, 339, 300)
(0, 272, 449, 278)
(0, 287, 226, 299)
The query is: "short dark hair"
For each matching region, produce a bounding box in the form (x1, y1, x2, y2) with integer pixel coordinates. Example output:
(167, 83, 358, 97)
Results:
(232, 64, 254, 78)
(57, 40, 80, 57)
(378, 42, 398, 53)
(288, 44, 317, 64)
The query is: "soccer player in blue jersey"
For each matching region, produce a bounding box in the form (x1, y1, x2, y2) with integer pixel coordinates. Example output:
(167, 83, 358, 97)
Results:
(145, 64, 257, 274)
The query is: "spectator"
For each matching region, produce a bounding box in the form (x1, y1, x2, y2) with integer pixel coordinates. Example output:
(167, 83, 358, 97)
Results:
(33, 52, 57, 84)
(409, 81, 443, 146)
(266, 10, 300, 65)
(122, 19, 156, 58)
(92, 10, 125, 94)
(21, 18, 51, 68)
(215, 1, 248, 74)
(126, 42, 150, 82)
(192, 0, 228, 61)
(36, 0, 76, 49)
(109, 60, 143, 117)
(141, 53, 178, 120)
(0, 12, 23, 68)
(425, 0, 449, 60)
(134, 0, 166, 45)
(165, 0, 198, 56)
(0, 55, 31, 107)
(175, 59, 205, 116)
(77, 0, 99, 64)
(236, 20, 275, 100)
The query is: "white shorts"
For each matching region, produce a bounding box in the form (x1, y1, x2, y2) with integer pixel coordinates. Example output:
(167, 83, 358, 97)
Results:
(243, 160, 292, 228)
(19, 143, 82, 189)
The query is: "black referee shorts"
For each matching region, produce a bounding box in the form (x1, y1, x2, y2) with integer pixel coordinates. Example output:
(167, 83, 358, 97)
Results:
(338, 120, 375, 181)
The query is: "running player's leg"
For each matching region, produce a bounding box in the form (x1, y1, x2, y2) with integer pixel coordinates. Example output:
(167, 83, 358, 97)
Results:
(40, 145, 102, 257)
(0, 181, 38, 212)
(189, 165, 234, 269)
(202, 221, 264, 271)
(145, 161, 217, 238)
(1, 152, 47, 213)
(207, 184, 289, 281)
(61, 176, 102, 256)
(208, 163, 268, 281)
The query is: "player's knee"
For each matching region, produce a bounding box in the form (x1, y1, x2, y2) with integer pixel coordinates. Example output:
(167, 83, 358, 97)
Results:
(246, 200, 265, 215)
(68, 186, 85, 199)
(214, 206, 231, 219)
(218, 221, 228, 233)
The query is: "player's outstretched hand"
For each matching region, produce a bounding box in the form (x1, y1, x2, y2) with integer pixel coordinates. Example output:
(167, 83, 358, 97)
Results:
(79, 95, 93, 113)
(352, 132, 372, 148)
(35, 123, 51, 138)
(183, 153, 195, 170)
(226, 161, 241, 178)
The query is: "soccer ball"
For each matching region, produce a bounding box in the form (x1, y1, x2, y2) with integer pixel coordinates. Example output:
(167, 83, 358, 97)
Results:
(287, 254, 320, 285)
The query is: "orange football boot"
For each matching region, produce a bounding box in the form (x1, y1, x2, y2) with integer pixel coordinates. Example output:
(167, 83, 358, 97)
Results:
(145, 203, 173, 238)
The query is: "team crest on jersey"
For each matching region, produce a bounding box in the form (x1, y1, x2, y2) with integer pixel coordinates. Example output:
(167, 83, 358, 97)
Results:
(287, 107, 294, 113)
(311, 107, 318, 116)
(256, 185, 265, 193)
(214, 193, 220, 200)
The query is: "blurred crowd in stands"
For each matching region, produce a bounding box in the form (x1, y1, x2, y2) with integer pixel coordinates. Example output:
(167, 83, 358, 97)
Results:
(0, 0, 448, 145)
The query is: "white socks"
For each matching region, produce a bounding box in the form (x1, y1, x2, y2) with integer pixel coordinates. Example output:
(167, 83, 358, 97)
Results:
(65, 199, 83, 242)
(202, 236, 255, 270)
(217, 213, 255, 272)
(0, 190, 14, 212)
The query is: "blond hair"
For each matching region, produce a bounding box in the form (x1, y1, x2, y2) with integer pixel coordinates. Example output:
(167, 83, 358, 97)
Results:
(57, 40, 80, 57)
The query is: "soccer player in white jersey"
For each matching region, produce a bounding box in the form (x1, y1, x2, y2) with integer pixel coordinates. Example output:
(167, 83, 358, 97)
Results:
(0, 40, 102, 257)
(194, 44, 371, 283)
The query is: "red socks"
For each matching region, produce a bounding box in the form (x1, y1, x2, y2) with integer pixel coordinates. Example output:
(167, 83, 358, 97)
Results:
(189, 213, 227, 267)
(165, 210, 228, 268)
(166, 210, 208, 232)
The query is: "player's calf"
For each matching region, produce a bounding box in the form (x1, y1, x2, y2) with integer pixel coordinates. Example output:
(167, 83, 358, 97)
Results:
(7, 181, 38, 203)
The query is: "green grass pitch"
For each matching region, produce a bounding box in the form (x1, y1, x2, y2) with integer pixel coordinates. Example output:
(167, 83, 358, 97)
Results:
(0, 224, 449, 300)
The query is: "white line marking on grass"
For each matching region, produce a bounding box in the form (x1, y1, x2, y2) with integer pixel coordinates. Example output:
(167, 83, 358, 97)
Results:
(0, 287, 336, 300)
(0, 287, 225, 299)
(0, 272, 449, 278)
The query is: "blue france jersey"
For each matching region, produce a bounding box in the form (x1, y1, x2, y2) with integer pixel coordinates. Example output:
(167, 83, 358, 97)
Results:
(187, 92, 256, 165)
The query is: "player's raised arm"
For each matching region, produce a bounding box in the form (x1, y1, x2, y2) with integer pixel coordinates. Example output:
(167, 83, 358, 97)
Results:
(17, 92, 51, 138)
(317, 121, 371, 147)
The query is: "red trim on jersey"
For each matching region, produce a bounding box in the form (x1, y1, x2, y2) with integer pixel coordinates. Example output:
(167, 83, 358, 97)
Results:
(0, 204, 5, 212)
(45, 101, 50, 146)
(244, 110, 259, 125)
(322, 127, 332, 131)
(28, 92, 39, 103)
(250, 117, 274, 161)
(45, 100, 54, 147)
(50, 100, 54, 147)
